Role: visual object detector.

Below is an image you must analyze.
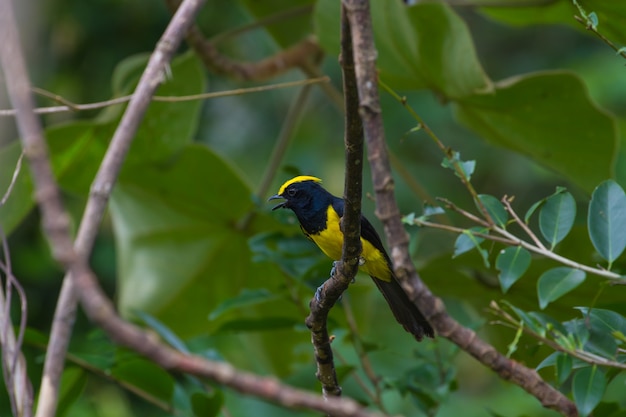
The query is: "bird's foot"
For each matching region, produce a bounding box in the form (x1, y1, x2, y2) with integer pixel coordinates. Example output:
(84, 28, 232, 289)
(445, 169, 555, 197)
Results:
(329, 261, 339, 278)
(315, 284, 324, 302)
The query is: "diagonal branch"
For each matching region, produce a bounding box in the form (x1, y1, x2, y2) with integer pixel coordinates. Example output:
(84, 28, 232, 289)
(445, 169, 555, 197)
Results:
(342, 0, 579, 416)
(25, 1, 209, 416)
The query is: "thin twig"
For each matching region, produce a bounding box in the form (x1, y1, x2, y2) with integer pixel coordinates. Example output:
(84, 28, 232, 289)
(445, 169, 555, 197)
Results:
(341, 297, 388, 414)
(379, 80, 495, 225)
(573, 15, 626, 60)
(0, 230, 32, 416)
(304, 3, 364, 399)
(0, 151, 25, 206)
(501, 196, 547, 251)
(490, 301, 626, 370)
(209, 4, 314, 45)
(0, 77, 329, 117)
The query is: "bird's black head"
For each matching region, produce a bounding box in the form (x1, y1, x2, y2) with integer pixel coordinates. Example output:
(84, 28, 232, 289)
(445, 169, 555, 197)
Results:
(268, 176, 332, 217)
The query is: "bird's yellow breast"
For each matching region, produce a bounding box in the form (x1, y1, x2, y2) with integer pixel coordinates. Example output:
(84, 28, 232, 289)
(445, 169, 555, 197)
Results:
(308, 206, 392, 282)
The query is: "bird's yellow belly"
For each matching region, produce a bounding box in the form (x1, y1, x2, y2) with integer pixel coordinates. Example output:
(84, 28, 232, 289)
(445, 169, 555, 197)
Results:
(308, 206, 392, 282)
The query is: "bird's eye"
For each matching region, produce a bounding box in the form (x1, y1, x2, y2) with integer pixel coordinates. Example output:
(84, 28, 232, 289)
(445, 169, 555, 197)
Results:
(287, 188, 297, 197)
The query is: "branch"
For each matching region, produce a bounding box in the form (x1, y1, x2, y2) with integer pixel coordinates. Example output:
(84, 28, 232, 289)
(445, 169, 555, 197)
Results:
(573, 12, 626, 60)
(166, 0, 323, 81)
(0, 230, 32, 417)
(0, 0, 385, 416)
(342, 0, 578, 416)
(32, 1, 210, 416)
(0, 77, 329, 117)
(304, 5, 364, 399)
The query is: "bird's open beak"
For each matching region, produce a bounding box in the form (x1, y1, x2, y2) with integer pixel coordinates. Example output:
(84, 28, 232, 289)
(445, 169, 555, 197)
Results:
(268, 194, 286, 210)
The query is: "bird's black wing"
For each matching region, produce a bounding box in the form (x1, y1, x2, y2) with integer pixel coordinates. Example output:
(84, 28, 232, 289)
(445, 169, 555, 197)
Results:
(331, 197, 434, 341)
(331, 198, 391, 262)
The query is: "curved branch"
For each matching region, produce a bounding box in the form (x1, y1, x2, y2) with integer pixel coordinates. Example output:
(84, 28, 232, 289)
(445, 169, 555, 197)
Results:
(166, 0, 323, 81)
(342, 0, 578, 416)
(23, 1, 209, 416)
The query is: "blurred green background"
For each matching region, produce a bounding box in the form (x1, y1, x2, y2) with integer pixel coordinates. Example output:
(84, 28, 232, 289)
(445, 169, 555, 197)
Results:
(1, 0, 626, 416)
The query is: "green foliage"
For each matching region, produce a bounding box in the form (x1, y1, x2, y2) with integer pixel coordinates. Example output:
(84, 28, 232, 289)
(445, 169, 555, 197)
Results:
(315, 0, 490, 95)
(6, 0, 626, 416)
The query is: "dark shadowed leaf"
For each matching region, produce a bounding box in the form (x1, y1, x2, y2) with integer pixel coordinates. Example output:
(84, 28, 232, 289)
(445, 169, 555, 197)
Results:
(57, 367, 88, 417)
(111, 357, 175, 402)
(191, 390, 224, 417)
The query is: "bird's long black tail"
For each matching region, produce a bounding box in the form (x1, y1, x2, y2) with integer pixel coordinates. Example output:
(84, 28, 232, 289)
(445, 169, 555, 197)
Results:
(371, 274, 434, 341)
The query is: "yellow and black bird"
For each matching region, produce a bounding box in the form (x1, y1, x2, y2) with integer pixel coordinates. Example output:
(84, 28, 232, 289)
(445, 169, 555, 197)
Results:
(269, 175, 434, 341)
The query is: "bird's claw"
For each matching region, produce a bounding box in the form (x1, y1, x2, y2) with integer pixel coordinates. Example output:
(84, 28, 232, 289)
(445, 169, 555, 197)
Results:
(330, 261, 339, 278)
(315, 284, 324, 302)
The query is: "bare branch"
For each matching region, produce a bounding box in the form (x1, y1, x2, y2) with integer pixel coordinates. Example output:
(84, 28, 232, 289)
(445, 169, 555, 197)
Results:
(342, 0, 578, 416)
(0, 77, 329, 117)
(166, 0, 322, 81)
(0, 229, 32, 416)
(0, 151, 24, 206)
(304, 3, 364, 400)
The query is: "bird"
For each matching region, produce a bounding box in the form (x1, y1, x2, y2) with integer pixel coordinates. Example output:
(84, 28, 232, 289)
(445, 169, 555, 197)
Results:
(269, 175, 434, 341)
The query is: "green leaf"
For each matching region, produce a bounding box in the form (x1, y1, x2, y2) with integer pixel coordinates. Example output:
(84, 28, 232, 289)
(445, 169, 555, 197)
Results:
(124, 51, 205, 165)
(575, 307, 626, 337)
(477, 194, 508, 227)
(455, 72, 616, 193)
(524, 186, 568, 223)
(314, 0, 490, 97)
(191, 390, 224, 417)
(110, 145, 286, 336)
(496, 246, 531, 293)
(57, 367, 88, 417)
(556, 353, 573, 385)
(588, 180, 626, 265)
(537, 267, 586, 309)
(111, 357, 175, 402)
(453, 227, 489, 267)
(441, 151, 476, 181)
(539, 190, 576, 249)
(573, 366, 606, 417)
(209, 288, 277, 320)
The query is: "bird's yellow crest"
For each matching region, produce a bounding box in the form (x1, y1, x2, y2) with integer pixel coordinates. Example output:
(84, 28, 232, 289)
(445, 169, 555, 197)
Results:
(277, 176, 322, 195)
